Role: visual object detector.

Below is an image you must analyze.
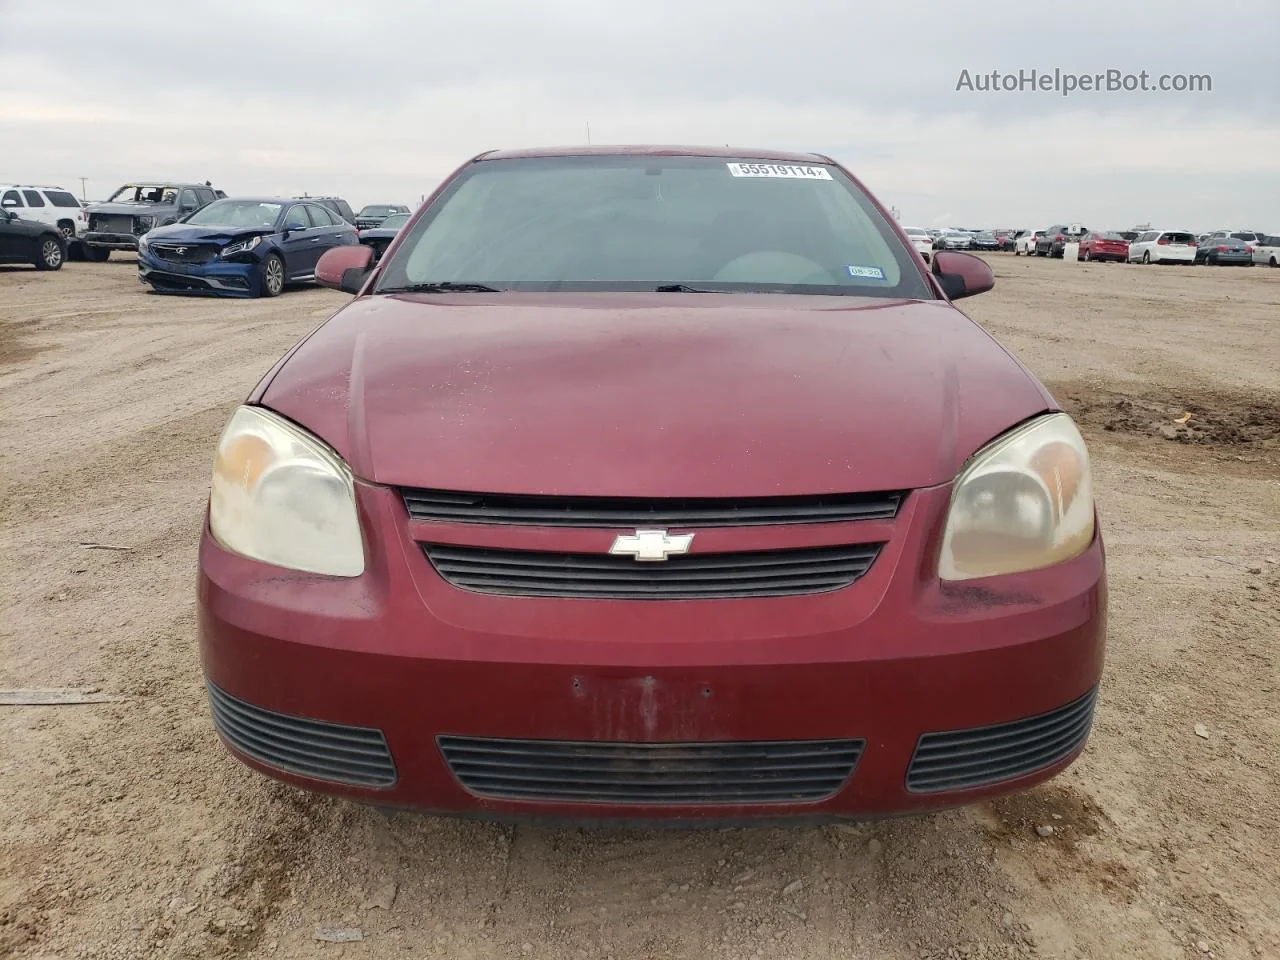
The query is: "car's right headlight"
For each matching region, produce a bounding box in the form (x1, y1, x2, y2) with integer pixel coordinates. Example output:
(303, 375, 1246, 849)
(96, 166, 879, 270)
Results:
(221, 235, 262, 259)
(209, 406, 365, 577)
(938, 413, 1094, 581)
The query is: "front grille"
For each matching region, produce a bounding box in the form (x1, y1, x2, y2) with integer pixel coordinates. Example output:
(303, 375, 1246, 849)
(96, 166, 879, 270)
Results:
(207, 683, 396, 788)
(423, 542, 881, 599)
(906, 687, 1098, 793)
(151, 243, 217, 263)
(438, 736, 864, 804)
(90, 214, 133, 233)
(402, 488, 903, 527)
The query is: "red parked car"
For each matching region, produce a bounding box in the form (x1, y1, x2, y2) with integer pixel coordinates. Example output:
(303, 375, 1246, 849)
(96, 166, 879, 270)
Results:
(199, 146, 1106, 823)
(1077, 231, 1129, 263)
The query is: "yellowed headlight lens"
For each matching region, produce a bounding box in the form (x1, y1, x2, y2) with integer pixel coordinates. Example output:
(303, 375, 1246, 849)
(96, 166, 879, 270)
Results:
(939, 414, 1094, 581)
(208, 406, 364, 577)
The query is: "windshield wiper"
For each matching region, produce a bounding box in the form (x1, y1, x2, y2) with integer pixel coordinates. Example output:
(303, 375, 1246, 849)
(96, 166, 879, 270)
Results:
(380, 282, 502, 294)
(654, 283, 720, 293)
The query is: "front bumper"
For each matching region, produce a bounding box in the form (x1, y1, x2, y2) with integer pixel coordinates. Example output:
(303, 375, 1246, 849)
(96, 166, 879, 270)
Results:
(199, 482, 1107, 822)
(138, 253, 258, 297)
(83, 232, 140, 250)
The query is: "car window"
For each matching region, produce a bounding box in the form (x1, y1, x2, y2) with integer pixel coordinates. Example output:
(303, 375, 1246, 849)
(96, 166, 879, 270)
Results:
(185, 199, 283, 229)
(1097, 232, 1124, 241)
(1163, 232, 1194, 244)
(284, 204, 314, 229)
(109, 184, 179, 204)
(336, 200, 355, 222)
(45, 190, 81, 207)
(1, 189, 23, 207)
(195, 188, 215, 206)
(379, 155, 932, 299)
(179, 188, 199, 210)
(1230, 233, 1254, 242)
(308, 204, 337, 226)
(22, 190, 46, 207)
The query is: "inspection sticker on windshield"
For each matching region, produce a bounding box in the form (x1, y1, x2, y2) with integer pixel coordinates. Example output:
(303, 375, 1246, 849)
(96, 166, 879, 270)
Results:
(726, 162, 832, 180)
(846, 265, 887, 280)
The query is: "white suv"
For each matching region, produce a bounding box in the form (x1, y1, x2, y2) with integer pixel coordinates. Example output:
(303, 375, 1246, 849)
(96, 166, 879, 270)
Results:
(0, 184, 88, 244)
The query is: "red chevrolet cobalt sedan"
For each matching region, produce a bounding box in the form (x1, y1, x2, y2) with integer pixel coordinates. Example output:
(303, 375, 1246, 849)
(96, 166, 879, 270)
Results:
(198, 146, 1105, 822)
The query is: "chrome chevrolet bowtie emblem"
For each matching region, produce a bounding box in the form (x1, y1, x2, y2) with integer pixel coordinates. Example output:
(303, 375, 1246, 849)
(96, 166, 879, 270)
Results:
(609, 529, 694, 562)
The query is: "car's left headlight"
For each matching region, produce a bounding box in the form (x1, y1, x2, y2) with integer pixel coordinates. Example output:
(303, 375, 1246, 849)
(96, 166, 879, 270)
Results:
(938, 413, 1094, 581)
(137, 235, 149, 253)
(209, 406, 365, 577)
(220, 235, 262, 258)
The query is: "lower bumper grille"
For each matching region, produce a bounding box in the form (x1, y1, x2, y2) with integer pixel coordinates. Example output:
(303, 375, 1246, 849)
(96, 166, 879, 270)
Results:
(207, 683, 396, 787)
(906, 687, 1098, 793)
(438, 736, 864, 804)
(145, 272, 212, 291)
(423, 542, 881, 599)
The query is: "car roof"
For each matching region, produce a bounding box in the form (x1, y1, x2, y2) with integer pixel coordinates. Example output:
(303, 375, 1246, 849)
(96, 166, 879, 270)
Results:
(479, 144, 831, 163)
(113, 180, 209, 187)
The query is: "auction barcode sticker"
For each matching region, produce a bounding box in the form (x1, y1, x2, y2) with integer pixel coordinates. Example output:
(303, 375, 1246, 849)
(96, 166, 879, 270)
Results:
(726, 162, 833, 180)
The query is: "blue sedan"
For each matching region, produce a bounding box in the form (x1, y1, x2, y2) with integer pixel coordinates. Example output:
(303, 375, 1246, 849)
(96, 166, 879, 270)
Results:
(137, 197, 359, 297)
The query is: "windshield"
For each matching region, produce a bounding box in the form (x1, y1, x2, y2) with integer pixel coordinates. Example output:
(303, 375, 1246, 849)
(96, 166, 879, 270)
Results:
(185, 199, 283, 229)
(379, 213, 410, 230)
(375, 155, 932, 299)
(108, 184, 179, 204)
(1097, 232, 1125, 241)
(360, 205, 400, 216)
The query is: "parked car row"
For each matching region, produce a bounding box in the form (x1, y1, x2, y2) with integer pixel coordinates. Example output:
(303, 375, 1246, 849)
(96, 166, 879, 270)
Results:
(1, 178, 415, 294)
(999, 223, 1277, 267)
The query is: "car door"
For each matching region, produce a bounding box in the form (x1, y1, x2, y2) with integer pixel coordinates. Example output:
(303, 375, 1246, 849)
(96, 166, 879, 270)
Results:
(0, 211, 34, 259)
(276, 204, 322, 279)
(306, 203, 353, 256)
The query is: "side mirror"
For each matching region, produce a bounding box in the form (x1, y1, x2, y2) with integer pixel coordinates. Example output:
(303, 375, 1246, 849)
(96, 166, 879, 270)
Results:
(316, 244, 374, 294)
(931, 251, 994, 300)
(283, 221, 307, 236)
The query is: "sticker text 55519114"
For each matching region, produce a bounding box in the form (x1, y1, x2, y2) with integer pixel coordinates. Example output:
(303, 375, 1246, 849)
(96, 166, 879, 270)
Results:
(726, 163, 833, 180)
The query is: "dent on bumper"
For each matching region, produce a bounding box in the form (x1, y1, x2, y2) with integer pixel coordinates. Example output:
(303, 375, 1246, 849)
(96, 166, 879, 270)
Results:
(198, 482, 1107, 821)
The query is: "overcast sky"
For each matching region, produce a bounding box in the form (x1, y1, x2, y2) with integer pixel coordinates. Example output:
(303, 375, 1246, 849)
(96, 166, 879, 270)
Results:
(2, 0, 1276, 230)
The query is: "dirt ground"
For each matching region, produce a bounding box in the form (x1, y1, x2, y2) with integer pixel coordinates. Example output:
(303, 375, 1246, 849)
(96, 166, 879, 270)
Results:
(2, 254, 1277, 960)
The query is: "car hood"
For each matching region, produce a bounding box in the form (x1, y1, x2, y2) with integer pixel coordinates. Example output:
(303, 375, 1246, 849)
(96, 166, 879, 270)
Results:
(145, 223, 268, 244)
(358, 227, 399, 239)
(257, 293, 1053, 496)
